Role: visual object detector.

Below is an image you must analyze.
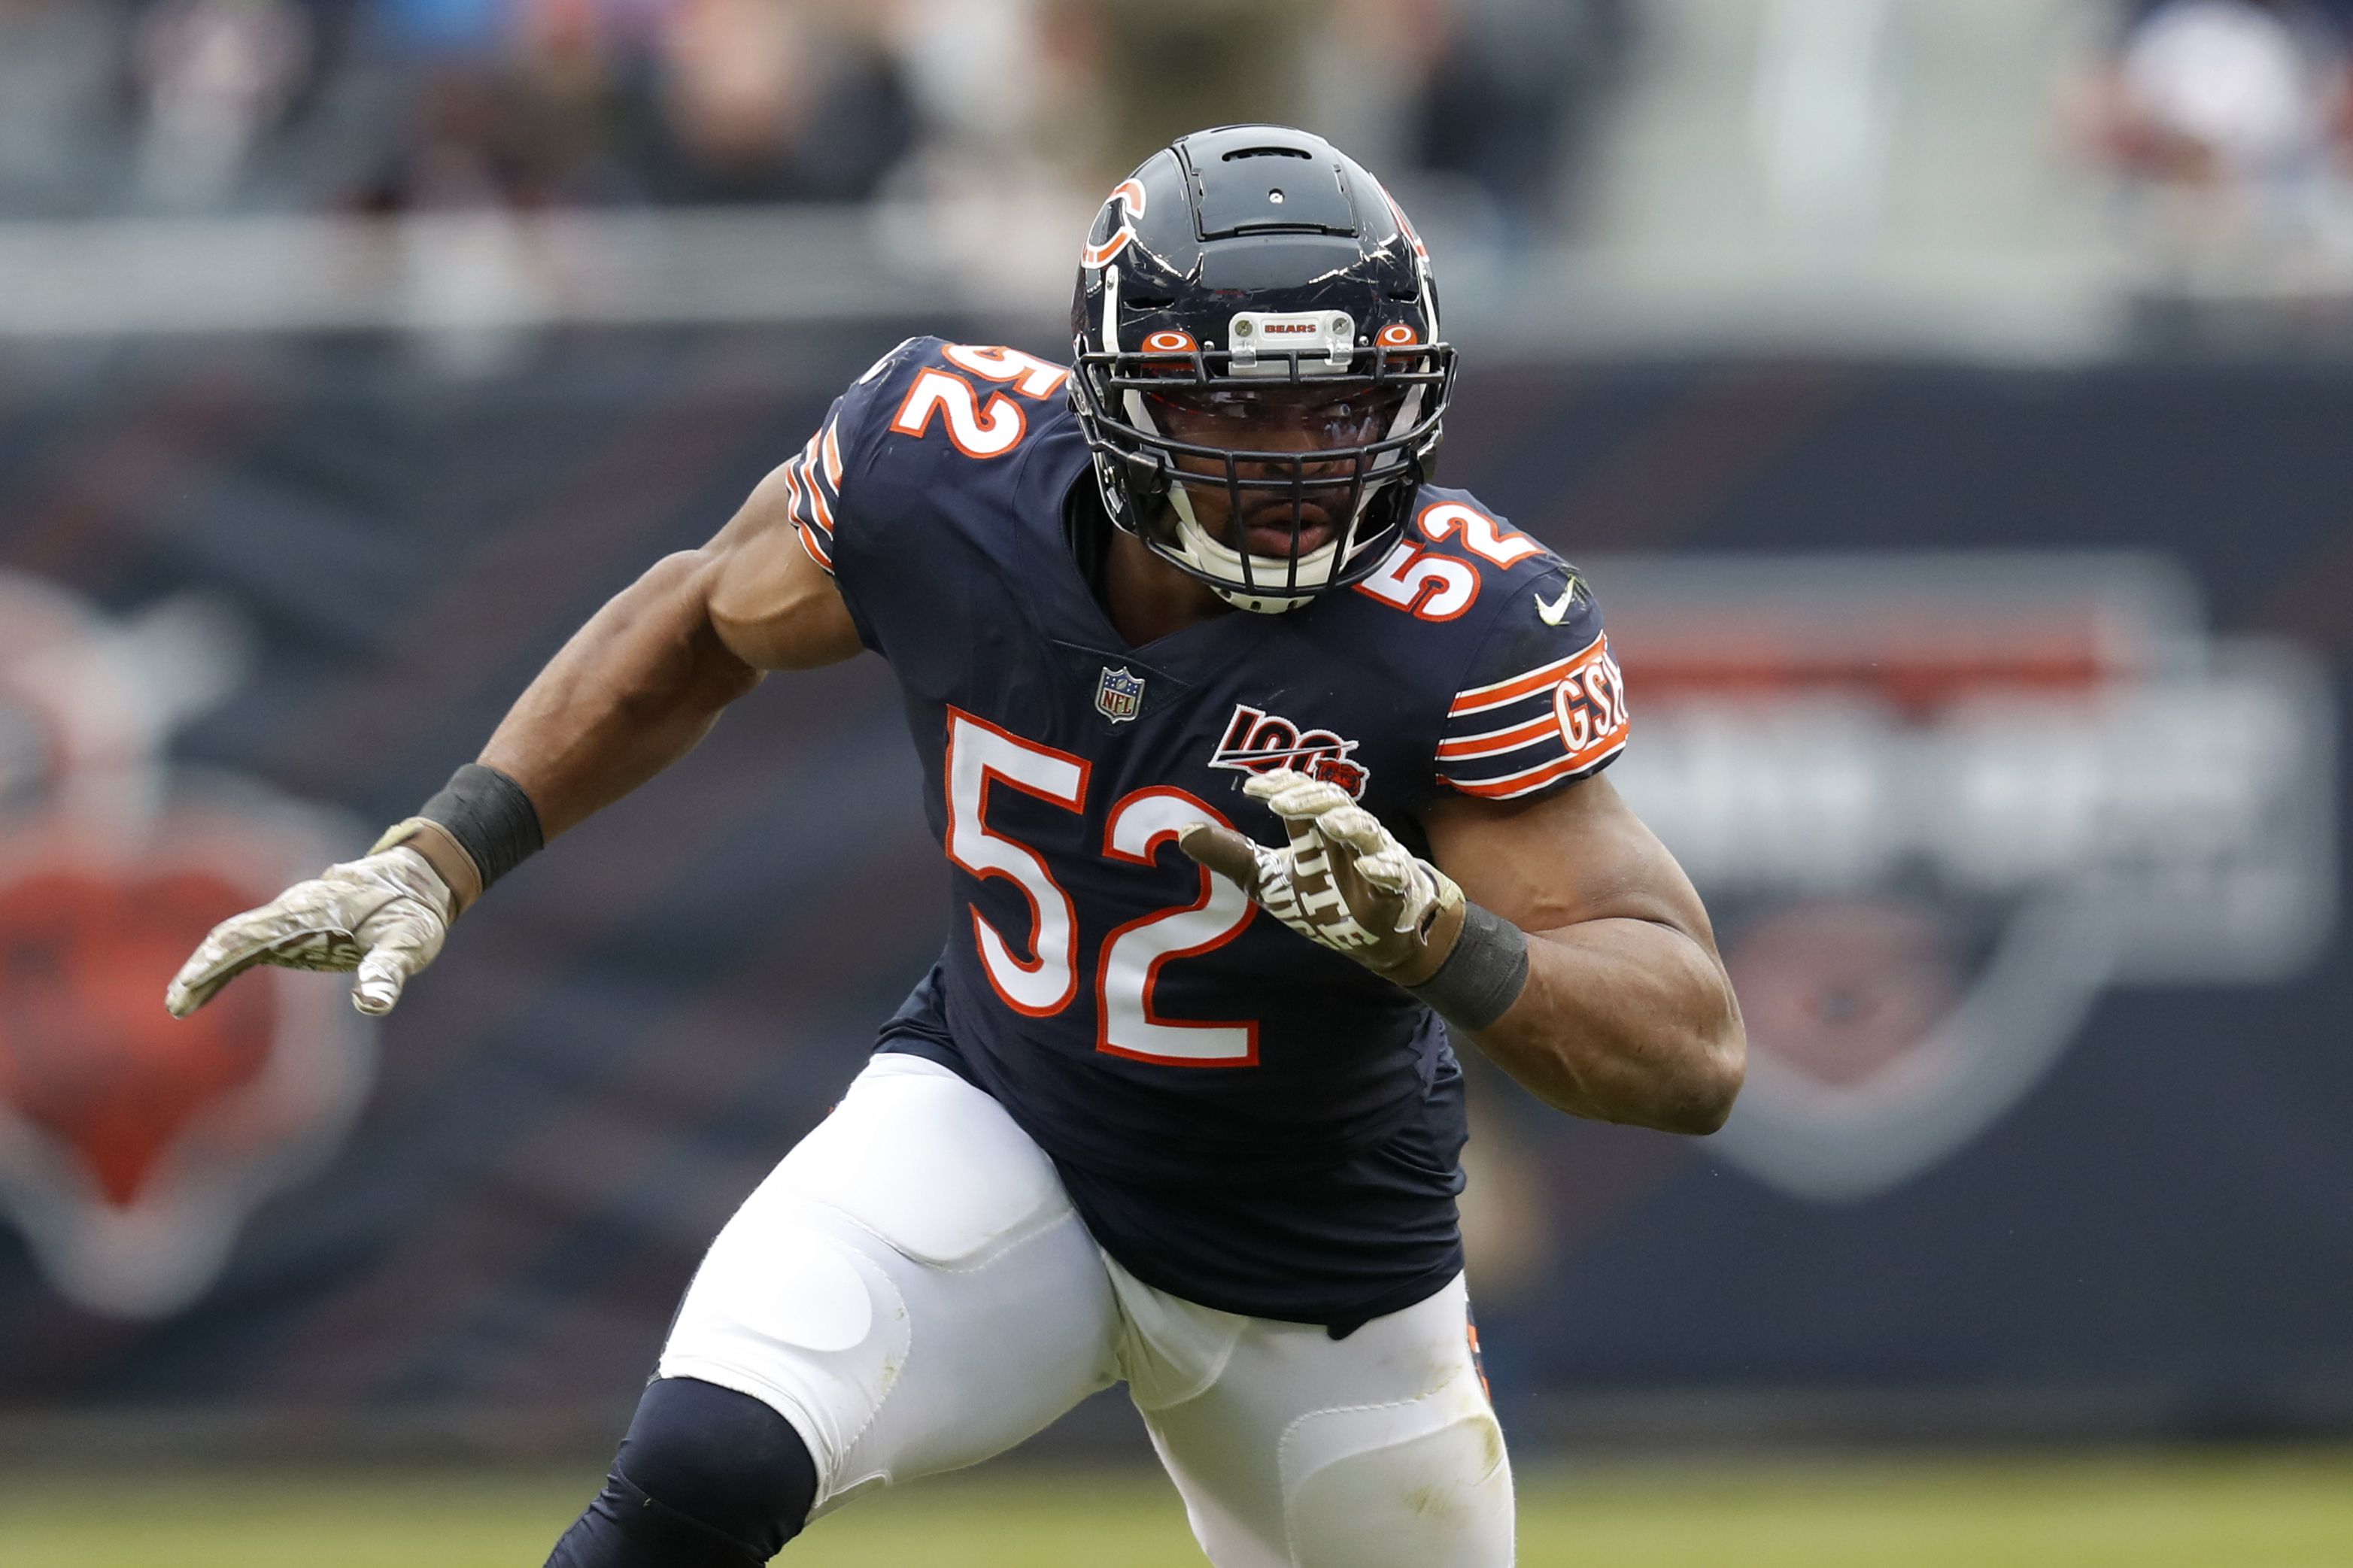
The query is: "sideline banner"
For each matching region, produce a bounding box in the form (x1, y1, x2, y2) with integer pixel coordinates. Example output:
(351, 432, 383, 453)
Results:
(0, 337, 2343, 1432)
(1599, 552, 2333, 1202)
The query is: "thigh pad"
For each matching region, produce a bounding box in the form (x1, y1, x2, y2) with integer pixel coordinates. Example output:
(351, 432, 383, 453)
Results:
(781, 1055, 1068, 1268)
(660, 1056, 1119, 1512)
(1282, 1396, 1514, 1568)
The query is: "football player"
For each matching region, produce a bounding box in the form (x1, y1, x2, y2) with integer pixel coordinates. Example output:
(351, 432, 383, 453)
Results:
(168, 126, 1744, 1566)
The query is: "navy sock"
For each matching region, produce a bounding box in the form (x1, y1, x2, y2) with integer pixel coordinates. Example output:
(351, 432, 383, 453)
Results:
(546, 1377, 819, 1567)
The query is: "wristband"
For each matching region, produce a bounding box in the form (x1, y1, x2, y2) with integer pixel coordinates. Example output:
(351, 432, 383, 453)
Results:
(417, 763, 544, 896)
(1405, 902, 1528, 1034)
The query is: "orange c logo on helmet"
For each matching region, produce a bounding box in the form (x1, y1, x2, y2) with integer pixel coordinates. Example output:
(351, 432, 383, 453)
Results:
(1140, 329, 1197, 353)
(1377, 324, 1419, 347)
(1082, 179, 1149, 271)
(1376, 180, 1430, 264)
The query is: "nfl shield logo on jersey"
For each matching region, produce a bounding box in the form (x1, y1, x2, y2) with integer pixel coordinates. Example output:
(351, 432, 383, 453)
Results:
(1095, 665, 1146, 723)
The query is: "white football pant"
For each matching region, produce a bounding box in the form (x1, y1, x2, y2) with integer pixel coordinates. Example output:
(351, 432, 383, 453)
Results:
(659, 1054, 1514, 1566)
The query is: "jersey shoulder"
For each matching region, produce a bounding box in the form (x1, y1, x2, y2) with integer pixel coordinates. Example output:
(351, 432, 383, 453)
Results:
(1375, 484, 1629, 804)
(777, 336, 1077, 578)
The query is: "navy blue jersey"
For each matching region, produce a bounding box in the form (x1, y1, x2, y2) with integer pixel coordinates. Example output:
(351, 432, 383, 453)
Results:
(779, 338, 1629, 1324)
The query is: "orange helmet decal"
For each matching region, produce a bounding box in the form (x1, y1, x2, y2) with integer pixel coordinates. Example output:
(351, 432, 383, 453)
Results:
(1081, 179, 1149, 271)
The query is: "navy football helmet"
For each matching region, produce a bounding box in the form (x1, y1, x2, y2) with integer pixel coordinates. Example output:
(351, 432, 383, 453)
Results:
(1070, 126, 1455, 614)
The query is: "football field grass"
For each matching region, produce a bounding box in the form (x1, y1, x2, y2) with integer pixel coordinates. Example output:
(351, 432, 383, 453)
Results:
(4, 1447, 2348, 1566)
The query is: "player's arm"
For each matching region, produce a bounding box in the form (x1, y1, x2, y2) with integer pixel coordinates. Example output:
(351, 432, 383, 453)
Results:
(1417, 776, 1743, 1134)
(165, 465, 861, 1019)
(479, 461, 862, 839)
(1180, 769, 1743, 1137)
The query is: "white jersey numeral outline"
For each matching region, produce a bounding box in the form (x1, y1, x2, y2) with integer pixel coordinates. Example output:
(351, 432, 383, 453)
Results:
(1355, 540, 1478, 620)
(944, 711, 1261, 1063)
(946, 710, 1091, 1015)
(1417, 501, 1541, 567)
(891, 368, 1028, 459)
(942, 343, 1070, 399)
(1097, 787, 1258, 1065)
(1356, 500, 1538, 622)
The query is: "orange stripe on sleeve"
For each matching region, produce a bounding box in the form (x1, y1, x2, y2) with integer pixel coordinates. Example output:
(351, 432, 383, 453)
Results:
(1435, 714, 1558, 761)
(805, 469, 834, 532)
(1447, 632, 1607, 715)
(821, 420, 845, 488)
(795, 519, 833, 569)
(1440, 735, 1628, 799)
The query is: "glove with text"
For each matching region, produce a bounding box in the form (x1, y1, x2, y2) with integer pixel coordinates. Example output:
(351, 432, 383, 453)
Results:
(1179, 768, 1467, 986)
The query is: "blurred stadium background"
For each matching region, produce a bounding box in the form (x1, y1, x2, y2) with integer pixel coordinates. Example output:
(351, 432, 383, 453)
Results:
(3, 0, 2352, 1561)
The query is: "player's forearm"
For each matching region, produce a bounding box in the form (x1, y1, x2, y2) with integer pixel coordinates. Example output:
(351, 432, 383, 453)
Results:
(1465, 915, 1744, 1134)
(479, 550, 761, 840)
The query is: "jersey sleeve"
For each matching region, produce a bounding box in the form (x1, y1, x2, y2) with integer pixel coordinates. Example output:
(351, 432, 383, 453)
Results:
(778, 400, 848, 575)
(1434, 566, 1630, 802)
(776, 336, 925, 582)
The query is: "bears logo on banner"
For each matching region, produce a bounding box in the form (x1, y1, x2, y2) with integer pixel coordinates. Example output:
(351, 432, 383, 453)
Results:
(0, 572, 369, 1318)
(1595, 553, 2336, 1201)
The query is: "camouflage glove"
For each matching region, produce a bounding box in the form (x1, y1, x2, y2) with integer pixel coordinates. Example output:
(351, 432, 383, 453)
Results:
(165, 842, 457, 1019)
(1179, 767, 1467, 985)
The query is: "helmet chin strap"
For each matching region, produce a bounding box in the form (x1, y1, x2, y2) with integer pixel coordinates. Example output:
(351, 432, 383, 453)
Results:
(1213, 584, 1316, 615)
(1167, 487, 1341, 612)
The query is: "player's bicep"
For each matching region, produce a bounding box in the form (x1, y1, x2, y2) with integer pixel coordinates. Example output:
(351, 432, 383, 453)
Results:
(1422, 775, 1717, 954)
(701, 462, 866, 672)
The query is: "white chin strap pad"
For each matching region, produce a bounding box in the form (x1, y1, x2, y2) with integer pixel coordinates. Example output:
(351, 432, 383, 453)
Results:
(1165, 467, 1386, 607)
(1213, 581, 1318, 615)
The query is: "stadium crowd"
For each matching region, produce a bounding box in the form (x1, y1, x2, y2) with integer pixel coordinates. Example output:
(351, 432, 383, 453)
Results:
(0, 0, 1629, 224)
(2076, 0, 2353, 269)
(2091, 1, 2353, 183)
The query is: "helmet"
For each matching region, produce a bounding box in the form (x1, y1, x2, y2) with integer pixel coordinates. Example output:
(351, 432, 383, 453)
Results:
(1070, 125, 1456, 614)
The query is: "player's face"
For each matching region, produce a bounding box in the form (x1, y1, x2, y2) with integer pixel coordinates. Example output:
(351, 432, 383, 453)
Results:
(1146, 384, 1407, 560)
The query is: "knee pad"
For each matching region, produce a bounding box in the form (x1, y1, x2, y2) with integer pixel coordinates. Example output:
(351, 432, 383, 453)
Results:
(545, 1377, 818, 1568)
(1281, 1399, 1513, 1568)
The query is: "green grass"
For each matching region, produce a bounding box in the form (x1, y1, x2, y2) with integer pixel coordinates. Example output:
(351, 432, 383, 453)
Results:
(2, 1448, 2348, 1566)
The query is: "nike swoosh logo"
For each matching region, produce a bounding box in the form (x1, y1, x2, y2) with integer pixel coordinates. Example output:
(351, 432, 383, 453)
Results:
(1535, 586, 1577, 626)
